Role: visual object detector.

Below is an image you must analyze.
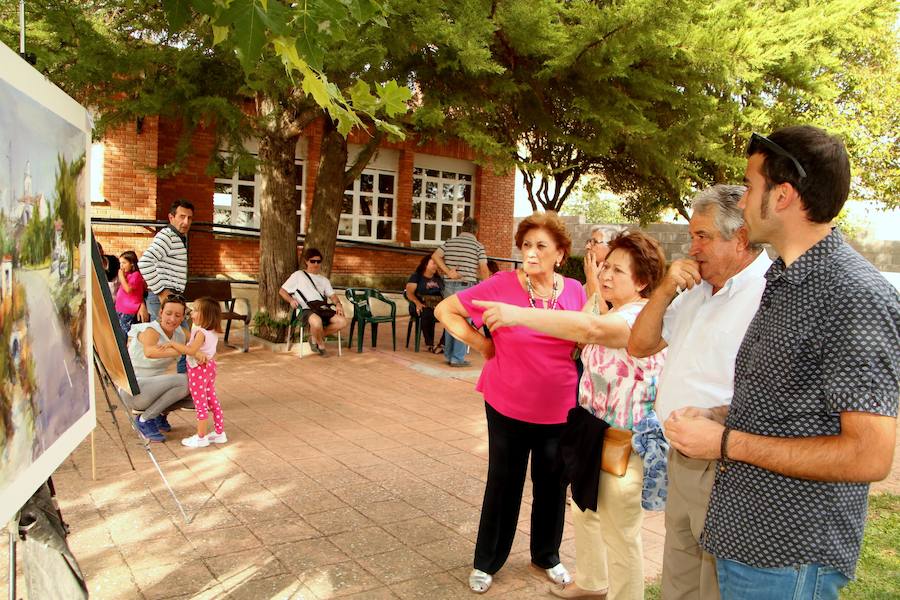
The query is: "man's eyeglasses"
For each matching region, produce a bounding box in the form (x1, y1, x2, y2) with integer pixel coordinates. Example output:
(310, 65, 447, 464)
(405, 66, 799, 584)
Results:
(749, 132, 807, 181)
(308, 259, 322, 264)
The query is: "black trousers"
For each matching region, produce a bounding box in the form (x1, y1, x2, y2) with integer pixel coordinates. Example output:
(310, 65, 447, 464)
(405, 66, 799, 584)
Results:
(474, 402, 567, 574)
(408, 306, 437, 346)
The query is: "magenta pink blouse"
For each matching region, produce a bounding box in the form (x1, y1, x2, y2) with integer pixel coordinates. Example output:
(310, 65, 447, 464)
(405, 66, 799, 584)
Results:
(458, 271, 587, 424)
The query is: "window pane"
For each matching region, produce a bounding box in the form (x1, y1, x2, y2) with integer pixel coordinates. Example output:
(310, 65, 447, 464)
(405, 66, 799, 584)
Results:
(238, 160, 255, 182)
(342, 194, 354, 214)
(213, 209, 230, 225)
(238, 185, 254, 209)
(412, 178, 422, 197)
(213, 184, 232, 207)
(213, 154, 229, 178)
(339, 217, 353, 236)
(426, 181, 437, 199)
(442, 183, 454, 202)
(459, 173, 472, 181)
(411, 222, 420, 240)
(441, 203, 453, 221)
(455, 205, 466, 223)
(441, 225, 453, 240)
(461, 184, 471, 202)
(359, 196, 373, 216)
(413, 167, 423, 175)
(424, 224, 436, 239)
(358, 219, 372, 237)
(360, 173, 374, 193)
(424, 202, 437, 221)
(464, 204, 472, 218)
(235, 210, 256, 228)
(442, 171, 457, 180)
(376, 221, 391, 240)
(296, 212, 303, 233)
(294, 162, 304, 187)
(378, 174, 394, 194)
(412, 198, 422, 219)
(378, 197, 393, 216)
(425, 169, 439, 177)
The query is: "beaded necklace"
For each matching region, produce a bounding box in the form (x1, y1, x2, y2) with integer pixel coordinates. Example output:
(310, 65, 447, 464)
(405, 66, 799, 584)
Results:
(526, 273, 559, 310)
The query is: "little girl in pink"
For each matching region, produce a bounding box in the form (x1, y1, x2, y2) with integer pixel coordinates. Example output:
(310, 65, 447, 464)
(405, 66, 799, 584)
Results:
(115, 250, 146, 334)
(166, 297, 226, 448)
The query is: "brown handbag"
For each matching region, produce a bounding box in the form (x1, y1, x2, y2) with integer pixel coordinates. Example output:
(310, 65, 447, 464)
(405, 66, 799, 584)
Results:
(601, 427, 633, 477)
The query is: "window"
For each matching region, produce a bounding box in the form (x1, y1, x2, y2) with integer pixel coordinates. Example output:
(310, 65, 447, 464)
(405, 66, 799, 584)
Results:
(411, 167, 473, 243)
(212, 152, 305, 233)
(339, 170, 396, 241)
(90, 142, 105, 203)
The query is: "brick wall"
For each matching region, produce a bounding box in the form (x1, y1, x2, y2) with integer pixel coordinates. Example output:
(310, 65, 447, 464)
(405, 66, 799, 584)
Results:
(95, 116, 517, 282)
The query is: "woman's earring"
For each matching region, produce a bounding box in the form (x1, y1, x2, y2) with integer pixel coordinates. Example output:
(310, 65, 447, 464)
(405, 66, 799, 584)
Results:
(555, 261, 561, 268)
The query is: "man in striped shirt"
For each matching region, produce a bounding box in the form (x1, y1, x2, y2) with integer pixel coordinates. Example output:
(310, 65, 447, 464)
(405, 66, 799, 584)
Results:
(432, 217, 489, 367)
(139, 199, 193, 372)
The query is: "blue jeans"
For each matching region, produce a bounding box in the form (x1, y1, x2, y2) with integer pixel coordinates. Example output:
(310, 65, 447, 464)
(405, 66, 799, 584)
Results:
(443, 280, 475, 365)
(147, 291, 188, 374)
(117, 312, 138, 336)
(716, 558, 849, 600)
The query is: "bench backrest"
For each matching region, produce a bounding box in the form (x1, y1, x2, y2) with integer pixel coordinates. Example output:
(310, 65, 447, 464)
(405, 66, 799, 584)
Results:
(183, 279, 233, 302)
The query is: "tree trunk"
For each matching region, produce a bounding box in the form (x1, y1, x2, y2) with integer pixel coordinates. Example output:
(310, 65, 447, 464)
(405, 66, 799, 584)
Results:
(304, 117, 348, 277)
(256, 131, 301, 342)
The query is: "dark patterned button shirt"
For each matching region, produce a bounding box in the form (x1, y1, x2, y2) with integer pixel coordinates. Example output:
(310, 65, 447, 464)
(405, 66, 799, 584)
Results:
(701, 229, 900, 578)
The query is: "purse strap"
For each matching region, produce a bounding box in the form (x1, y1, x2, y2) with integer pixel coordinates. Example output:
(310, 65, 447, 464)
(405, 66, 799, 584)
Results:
(302, 270, 327, 301)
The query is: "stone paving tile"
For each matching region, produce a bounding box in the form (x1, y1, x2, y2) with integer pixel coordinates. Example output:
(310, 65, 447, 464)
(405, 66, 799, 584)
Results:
(303, 506, 374, 536)
(357, 499, 426, 525)
(328, 526, 403, 558)
(356, 547, 444, 585)
(131, 559, 217, 600)
(204, 546, 288, 581)
(300, 560, 384, 598)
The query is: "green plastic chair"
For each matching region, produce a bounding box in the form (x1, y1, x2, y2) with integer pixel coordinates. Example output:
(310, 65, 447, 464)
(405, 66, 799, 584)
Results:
(345, 288, 397, 353)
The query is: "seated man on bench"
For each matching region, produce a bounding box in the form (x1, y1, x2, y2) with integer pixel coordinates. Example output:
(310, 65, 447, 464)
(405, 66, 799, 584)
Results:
(123, 294, 202, 442)
(278, 248, 347, 356)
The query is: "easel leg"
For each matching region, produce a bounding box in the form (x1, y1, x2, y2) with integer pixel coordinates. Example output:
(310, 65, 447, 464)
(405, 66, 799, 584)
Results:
(90, 431, 96, 481)
(7, 519, 16, 600)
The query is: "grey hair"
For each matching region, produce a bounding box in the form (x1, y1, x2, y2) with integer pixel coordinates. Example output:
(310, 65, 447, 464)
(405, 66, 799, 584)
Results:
(588, 224, 606, 240)
(691, 184, 761, 251)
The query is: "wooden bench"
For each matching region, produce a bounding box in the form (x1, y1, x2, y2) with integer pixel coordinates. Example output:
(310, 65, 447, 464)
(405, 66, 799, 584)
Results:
(183, 279, 251, 352)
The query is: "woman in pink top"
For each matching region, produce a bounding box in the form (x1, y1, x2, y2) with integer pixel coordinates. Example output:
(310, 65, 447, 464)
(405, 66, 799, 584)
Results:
(476, 231, 668, 600)
(115, 250, 147, 334)
(436, 212, 586, 594)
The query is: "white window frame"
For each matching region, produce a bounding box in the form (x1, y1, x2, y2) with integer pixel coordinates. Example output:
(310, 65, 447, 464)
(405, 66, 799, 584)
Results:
(212, 149, 306, 233)
(411, 160, 475, 245)
(339, 168, 397, 242)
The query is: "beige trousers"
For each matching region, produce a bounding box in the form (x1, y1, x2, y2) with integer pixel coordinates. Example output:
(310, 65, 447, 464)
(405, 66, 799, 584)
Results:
(661, 449, 720, 600)
(571, 451, 644, 600)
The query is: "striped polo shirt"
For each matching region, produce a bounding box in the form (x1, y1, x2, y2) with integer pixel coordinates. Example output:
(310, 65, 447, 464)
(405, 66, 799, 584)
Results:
(138, 225, 188, 294)
(438, 232, 486, 283)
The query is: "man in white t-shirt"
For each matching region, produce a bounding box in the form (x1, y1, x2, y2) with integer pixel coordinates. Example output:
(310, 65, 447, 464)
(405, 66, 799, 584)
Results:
(627, 185, 771, 600)
(279, 248, 348, 356)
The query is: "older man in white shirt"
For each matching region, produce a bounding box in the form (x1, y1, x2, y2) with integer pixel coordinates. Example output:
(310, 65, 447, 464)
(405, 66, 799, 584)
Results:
(628, 185, 771, 600)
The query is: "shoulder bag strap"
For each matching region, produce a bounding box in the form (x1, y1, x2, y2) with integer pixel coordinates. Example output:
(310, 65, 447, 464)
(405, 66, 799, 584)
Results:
(302, 270, 327, 301)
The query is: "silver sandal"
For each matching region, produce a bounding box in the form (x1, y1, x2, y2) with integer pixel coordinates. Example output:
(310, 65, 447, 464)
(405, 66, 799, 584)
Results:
(468, 569, 493, 594)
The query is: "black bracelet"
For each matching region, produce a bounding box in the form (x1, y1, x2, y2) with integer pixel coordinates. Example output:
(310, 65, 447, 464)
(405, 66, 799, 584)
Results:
(719, 426, 732, 472)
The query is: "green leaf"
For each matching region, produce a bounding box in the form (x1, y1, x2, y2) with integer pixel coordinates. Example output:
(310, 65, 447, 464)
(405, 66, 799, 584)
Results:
(347, 0, 379, 23)
(162, 0, 192, 30)
(348, 79, 377, 113)
(218, 0, 268, 68)
(189, 0, 216, 14)
(212, 25, 229, 46)
(374, 80, 411, 117)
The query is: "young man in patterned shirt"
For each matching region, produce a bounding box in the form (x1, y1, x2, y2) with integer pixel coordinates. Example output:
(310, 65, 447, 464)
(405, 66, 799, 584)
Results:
(665, 126, 899, 599)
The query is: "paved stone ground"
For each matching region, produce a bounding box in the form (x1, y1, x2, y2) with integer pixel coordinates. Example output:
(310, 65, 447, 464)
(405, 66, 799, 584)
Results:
(1, 321, 897, 599)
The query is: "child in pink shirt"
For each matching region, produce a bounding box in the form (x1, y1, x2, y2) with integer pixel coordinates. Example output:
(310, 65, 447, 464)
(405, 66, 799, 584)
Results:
(166, 297, 226, 448)
(114, 250, 146, 334)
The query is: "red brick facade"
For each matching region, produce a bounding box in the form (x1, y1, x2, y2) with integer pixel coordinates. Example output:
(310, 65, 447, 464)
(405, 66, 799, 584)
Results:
(93, 117, 516, 282)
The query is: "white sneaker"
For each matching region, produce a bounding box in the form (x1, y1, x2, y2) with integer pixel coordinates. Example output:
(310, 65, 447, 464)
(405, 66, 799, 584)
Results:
(545, 563, 572, 585)
(205, 431, 228, 444)
(181, 434, 209, 448)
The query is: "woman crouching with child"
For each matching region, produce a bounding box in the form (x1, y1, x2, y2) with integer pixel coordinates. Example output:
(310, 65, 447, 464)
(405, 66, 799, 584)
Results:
(166, 297, 227, 448)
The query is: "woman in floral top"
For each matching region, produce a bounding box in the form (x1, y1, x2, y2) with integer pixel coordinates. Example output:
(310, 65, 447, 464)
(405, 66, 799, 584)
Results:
(476, 231, 667, 600)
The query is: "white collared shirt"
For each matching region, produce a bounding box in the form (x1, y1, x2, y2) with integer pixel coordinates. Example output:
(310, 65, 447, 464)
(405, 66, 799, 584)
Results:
(655, 251, 773, 428)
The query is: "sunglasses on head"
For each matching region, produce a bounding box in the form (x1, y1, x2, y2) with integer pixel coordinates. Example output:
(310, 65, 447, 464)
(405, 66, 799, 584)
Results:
(308, 259, 322, 264)
(166, 293, 187, 303)
(749, 132, 807, 181)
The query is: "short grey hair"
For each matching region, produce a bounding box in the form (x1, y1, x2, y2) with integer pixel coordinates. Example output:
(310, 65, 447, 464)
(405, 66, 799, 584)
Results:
(691, 184, 760, 251)
(589, 224, 605, 238)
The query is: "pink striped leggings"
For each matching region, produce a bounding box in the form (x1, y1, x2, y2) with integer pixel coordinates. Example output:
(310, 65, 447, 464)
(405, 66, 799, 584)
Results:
(187, 360, 223, 434)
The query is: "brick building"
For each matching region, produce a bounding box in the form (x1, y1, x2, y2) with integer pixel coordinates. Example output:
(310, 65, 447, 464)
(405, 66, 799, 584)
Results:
(91, 116, 516, 287)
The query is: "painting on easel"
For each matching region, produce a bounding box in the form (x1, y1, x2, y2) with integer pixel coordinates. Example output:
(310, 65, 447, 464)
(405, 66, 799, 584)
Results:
(0, 41, 93, 525)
